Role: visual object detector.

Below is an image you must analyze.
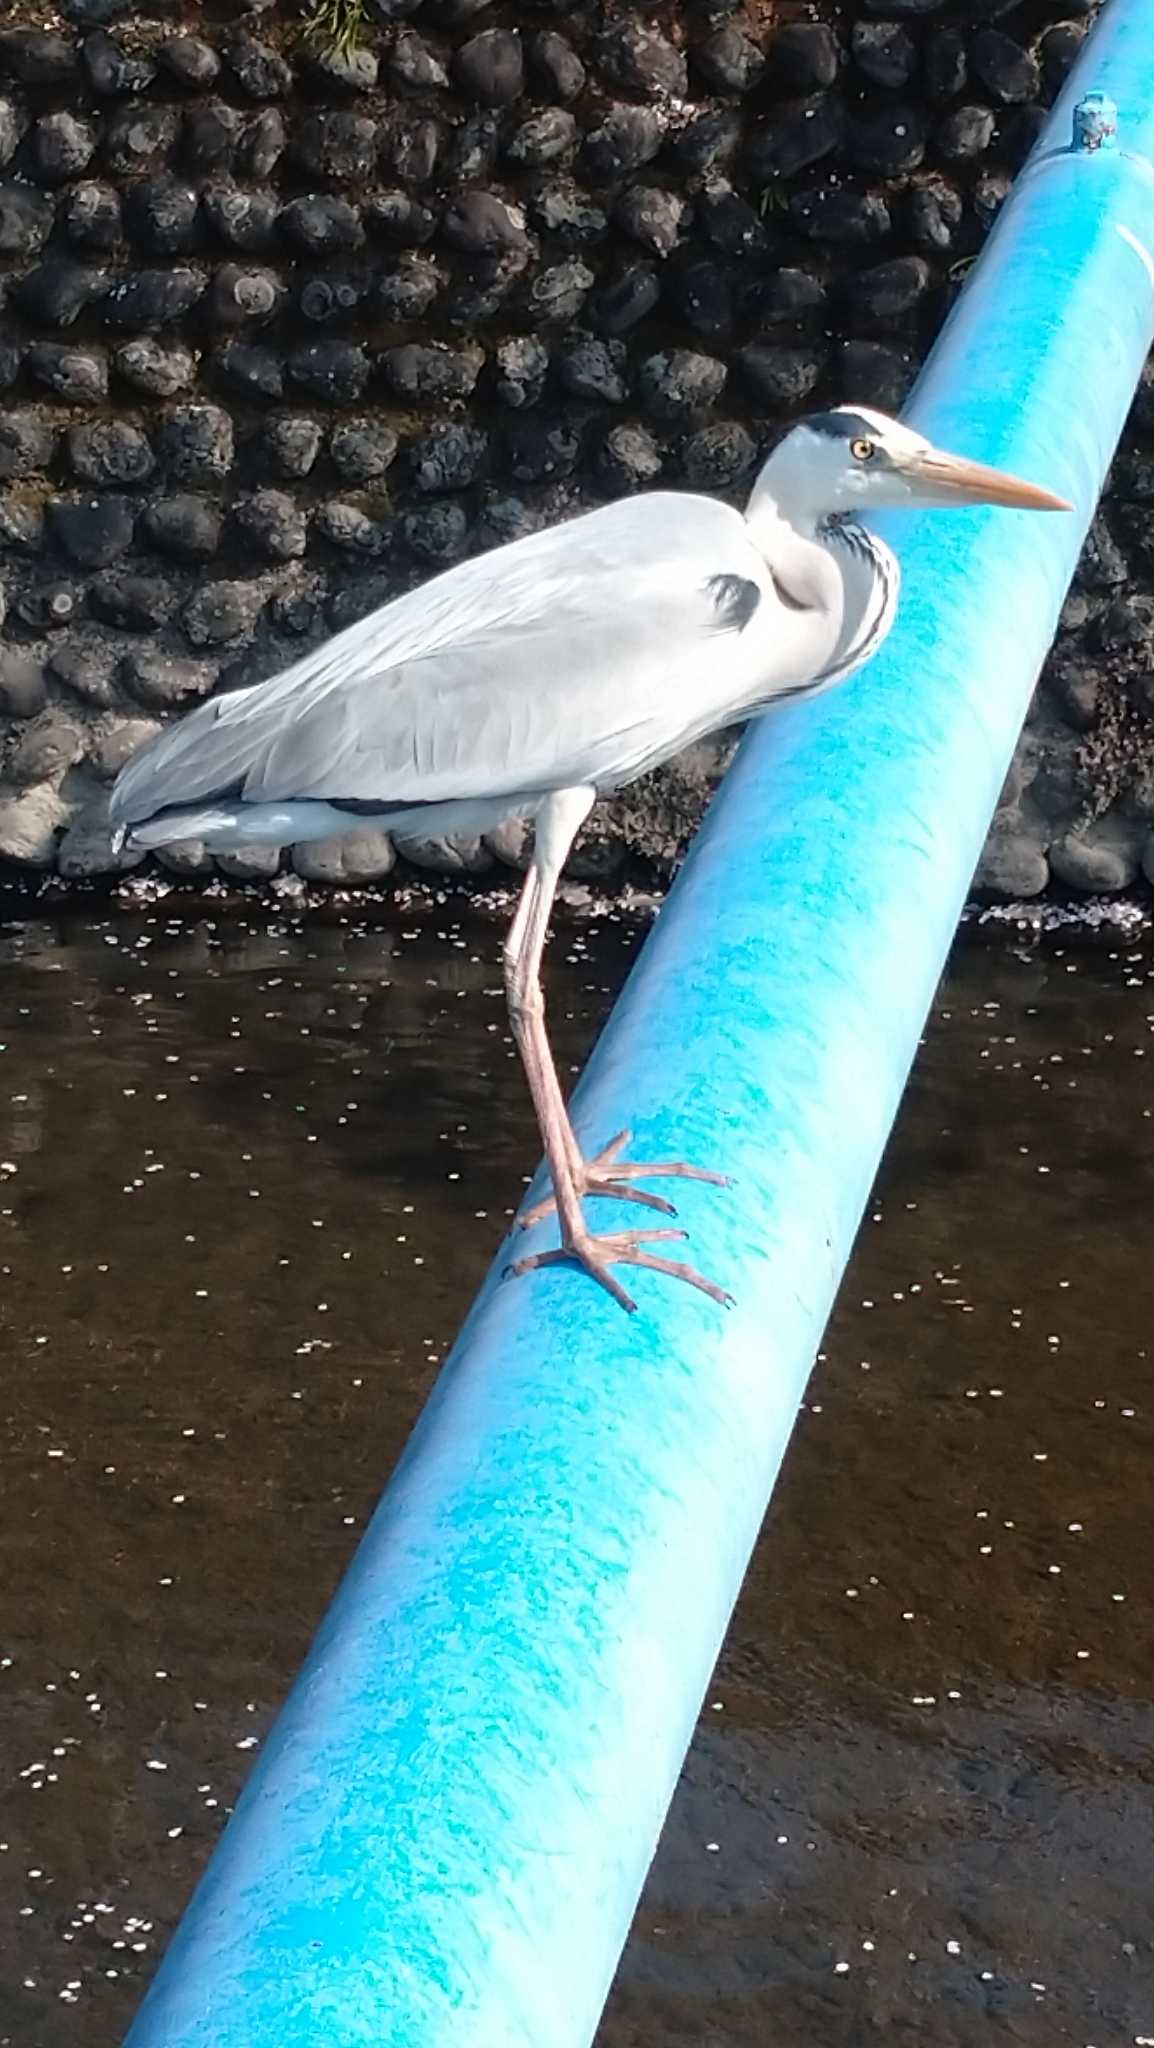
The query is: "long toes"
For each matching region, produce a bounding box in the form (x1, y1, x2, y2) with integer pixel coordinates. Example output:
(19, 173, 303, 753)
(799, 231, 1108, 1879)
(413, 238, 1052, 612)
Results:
(507, 1243, 640, 1314)
(517, 1176, 677, 1231)
(601, 1161, 733, 1189)
(614, 1247, 735, 1308)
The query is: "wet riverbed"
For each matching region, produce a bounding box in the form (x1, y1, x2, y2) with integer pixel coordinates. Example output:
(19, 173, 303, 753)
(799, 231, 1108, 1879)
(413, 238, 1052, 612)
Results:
(0, 891, 1152, 2047)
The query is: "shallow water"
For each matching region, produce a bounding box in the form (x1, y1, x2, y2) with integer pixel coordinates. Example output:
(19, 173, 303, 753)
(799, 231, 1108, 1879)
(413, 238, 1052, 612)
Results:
(0, 896, 1151, 2047)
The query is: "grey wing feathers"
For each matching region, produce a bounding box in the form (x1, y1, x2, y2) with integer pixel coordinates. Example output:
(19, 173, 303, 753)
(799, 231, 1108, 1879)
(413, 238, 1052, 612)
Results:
(111, 494, 780, 830)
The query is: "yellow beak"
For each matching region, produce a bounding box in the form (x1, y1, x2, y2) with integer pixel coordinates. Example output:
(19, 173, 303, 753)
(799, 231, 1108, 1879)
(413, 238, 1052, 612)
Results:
(905, 449, 1071, 511)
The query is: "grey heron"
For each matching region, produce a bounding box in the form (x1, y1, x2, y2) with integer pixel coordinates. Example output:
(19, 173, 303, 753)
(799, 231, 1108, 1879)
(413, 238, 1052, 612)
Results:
(110, 405, 1067, 1311)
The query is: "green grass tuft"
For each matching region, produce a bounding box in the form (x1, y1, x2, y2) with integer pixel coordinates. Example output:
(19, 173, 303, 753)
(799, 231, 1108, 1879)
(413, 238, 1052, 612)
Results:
(297, 0, 371, 64)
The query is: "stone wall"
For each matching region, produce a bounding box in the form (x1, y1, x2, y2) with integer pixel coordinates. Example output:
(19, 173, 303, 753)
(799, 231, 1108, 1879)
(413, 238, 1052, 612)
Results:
(0, 0, 1147, 896)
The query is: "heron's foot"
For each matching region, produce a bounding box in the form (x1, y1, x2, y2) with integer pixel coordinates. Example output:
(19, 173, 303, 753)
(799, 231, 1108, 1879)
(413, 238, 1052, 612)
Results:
(518, 1130, 732, 1230)
(508, 1224, 734, 1316)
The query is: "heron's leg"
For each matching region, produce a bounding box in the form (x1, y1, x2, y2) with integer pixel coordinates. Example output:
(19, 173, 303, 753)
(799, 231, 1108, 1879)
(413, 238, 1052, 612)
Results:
(503, 789, 731, 1315)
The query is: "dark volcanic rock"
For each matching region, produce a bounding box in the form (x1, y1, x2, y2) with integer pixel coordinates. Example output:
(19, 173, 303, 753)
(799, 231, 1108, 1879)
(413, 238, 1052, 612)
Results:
(771, 22, 838, 90)
(48, 640, 118, 707)
(441, 189, 528, 256)
(183, 580, 263, 647)
(598, 421, 663, 494)
(673, 111, 742, 176)
(202, 183, 281, 252)
(157, 404, 234, 482)
(114, 338, 195, 396)
(0, 184, 54, 259)
(696, 183, 768, 260)
(615, 186, 687, 260)
(364, 191, 437, 247)
(157, 35, 221, 88)
(0, 413, 57, 480)
(557, 335, 629, 404)
(528, 183, 607, 247)
(377, 256, 442, 321)
(211, 262, 284, 325)
(280, 196, 364, 255)
(122, 651, 216, 708)
(506, 109, 578, 167)
(225, 34, 292, 99)
(504, 414, 581, 483)
(68, 419, 154, 486)
(381, 341, 483, 402)
(83, 29, 155, 95)
(746, 266, 827, 326)
(101, 267, 206, 331)
(296, 111, 378, 183)
(970, 29, 1039, 102)
(598, 21, 687, 100)
(493, 335, 549, 408)
(637, 349, 726, 422)
(287, 341, 370, 404)
(851, 21, 917, 87)
(390, 30, 449, 92)
(329, 418, 399, 483)
(297, 267, 371, 324)
(790, 188, 892, 243)
(27, 343, 108, 403)
(409, 419, 489, 492)
(401, 501, 470, 562)
(182, 100, 242, 174)
(849, 255, 933, 326)
(89, 575, 173, 630)
(738, 342, 824, 407)
(48, 493, 135, 568)
(314, 500, 390, 556)
(518, 258, 593, 326)
(263, 416, 322, 479)
(16, 258, 108, 329)
(937, 104, 997, 160)
(848, 105, 927, 176)
(924, 26, 967, 96)
(63, 181, 122, 252)
(15, 583, 80, 632)
(692, 25, 764, 94)
(0, 30, 79, 87)
(908, 177, 963, 252)
(529, 30, 585, 102)
(681, 420, 756, 490)
(124, 176, 201, 255)
(143, 493, 223, 560)
(241, 108, 286, 180)
(589, 263, 661, 336)
(583, 107, 664, 180)
(746, 96, 845, 181)
(211, 341, 284, 398)
(33, 112, 96, 184)
(102, 105, 177, 174)
(454, 28, 524, 105)
(838, 338, 916, 410)
(668, 258, 734, 342)
(236, 489, 308, 560)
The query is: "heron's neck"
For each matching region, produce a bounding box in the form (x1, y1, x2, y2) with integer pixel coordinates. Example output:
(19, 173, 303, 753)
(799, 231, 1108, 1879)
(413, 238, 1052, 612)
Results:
(742, 479, 841, 609)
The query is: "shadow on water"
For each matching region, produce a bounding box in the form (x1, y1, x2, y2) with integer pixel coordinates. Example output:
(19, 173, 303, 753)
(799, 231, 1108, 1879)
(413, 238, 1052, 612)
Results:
(0, 897, 1151, 2045)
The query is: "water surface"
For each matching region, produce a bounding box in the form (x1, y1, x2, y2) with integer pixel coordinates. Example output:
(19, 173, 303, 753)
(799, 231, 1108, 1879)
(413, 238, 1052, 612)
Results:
(0, 896, 1151, 2046)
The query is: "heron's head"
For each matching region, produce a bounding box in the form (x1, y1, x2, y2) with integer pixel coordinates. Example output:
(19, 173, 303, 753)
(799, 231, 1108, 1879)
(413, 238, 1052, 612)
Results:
(752, 405, 1070, 527)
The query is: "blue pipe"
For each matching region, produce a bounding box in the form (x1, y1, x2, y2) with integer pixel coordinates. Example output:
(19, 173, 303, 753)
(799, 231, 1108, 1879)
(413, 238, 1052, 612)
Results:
(124, 9, 1154, 2044)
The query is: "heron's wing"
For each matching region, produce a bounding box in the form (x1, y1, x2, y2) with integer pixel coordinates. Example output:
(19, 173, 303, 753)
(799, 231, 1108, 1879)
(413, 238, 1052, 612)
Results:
(112, 495, 836, 827)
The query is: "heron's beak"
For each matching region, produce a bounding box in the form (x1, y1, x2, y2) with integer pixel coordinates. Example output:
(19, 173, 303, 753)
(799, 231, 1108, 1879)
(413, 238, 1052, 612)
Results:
(903, 447, 1071, 511)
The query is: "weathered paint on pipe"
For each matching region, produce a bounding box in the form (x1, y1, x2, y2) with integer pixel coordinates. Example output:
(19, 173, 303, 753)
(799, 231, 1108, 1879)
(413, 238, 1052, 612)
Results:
(124, 8, 1154, 2043)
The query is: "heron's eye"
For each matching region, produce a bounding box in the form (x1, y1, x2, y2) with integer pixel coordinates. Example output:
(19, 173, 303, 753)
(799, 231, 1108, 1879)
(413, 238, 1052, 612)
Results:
(851, 437, 876, 463)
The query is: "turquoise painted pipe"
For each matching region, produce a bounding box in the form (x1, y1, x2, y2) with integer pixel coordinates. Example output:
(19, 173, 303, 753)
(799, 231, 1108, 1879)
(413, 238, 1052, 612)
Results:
(124, 7, 1154, 2043)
